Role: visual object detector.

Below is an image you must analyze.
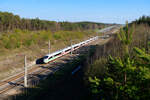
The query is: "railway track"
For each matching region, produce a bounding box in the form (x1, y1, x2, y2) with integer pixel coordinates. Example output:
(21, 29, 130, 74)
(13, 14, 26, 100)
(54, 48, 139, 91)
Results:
(0, 26, 120, 96)
(0, 64, 58, 94)
(0, 42, 90, 95)
(0, 54, 74, 94)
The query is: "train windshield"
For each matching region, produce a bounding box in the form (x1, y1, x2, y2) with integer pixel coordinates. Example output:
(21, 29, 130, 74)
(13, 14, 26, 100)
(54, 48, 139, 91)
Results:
(43, 56, 48, 59)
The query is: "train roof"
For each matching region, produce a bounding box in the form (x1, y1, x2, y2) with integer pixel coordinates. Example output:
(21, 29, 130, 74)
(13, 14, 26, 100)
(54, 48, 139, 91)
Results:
(44, 36, 99, 58)
(45, 50, 62, 57)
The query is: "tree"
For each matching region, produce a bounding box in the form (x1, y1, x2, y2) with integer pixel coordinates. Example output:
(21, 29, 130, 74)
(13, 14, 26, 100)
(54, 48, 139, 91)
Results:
(117, 21, 134, 84)
(89, 21, 150, 99)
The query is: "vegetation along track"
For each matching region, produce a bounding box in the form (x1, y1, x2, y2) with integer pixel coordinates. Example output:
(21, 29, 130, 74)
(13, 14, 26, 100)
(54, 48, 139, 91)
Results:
(0, 37, 99, 95)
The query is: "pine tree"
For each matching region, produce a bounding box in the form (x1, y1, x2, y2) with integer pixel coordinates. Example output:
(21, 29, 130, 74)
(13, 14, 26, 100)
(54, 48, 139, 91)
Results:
(117, 21, 134, 84)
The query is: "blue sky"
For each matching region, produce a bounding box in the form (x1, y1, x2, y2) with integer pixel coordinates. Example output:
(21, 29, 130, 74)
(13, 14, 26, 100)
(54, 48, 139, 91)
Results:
(0, 0, 150, 24)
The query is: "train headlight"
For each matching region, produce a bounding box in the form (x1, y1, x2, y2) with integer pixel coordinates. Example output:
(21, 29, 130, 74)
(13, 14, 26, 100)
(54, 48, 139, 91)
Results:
(43, 56, 49, 63)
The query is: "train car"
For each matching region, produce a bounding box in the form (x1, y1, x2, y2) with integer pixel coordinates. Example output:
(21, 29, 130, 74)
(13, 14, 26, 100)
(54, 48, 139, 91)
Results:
(43, 36, 99, 63)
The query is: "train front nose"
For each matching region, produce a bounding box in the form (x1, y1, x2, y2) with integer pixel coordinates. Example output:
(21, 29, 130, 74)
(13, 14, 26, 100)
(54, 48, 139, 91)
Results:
(43, 58, 47, 63)
(43, 56, 49, 63)
(43, 58, 49, 63)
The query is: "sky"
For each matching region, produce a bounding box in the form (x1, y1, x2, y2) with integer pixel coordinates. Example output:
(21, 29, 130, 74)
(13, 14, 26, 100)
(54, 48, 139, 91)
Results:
(0, 0, 150, 24)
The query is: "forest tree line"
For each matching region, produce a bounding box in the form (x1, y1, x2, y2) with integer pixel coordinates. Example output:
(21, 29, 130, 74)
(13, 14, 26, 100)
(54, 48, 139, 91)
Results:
(0, 11, 107, 32)
(133, 15, 150, 26)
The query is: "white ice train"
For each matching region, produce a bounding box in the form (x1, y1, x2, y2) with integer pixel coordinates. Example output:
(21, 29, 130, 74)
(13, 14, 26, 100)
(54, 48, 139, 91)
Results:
(43, 36, 99, 63)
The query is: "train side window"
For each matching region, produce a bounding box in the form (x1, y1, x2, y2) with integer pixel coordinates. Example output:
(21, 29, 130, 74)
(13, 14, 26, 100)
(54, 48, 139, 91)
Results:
(55, 53, 61, 56)
(48, 56, 53, 59)
(66, 49, 71, 52)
